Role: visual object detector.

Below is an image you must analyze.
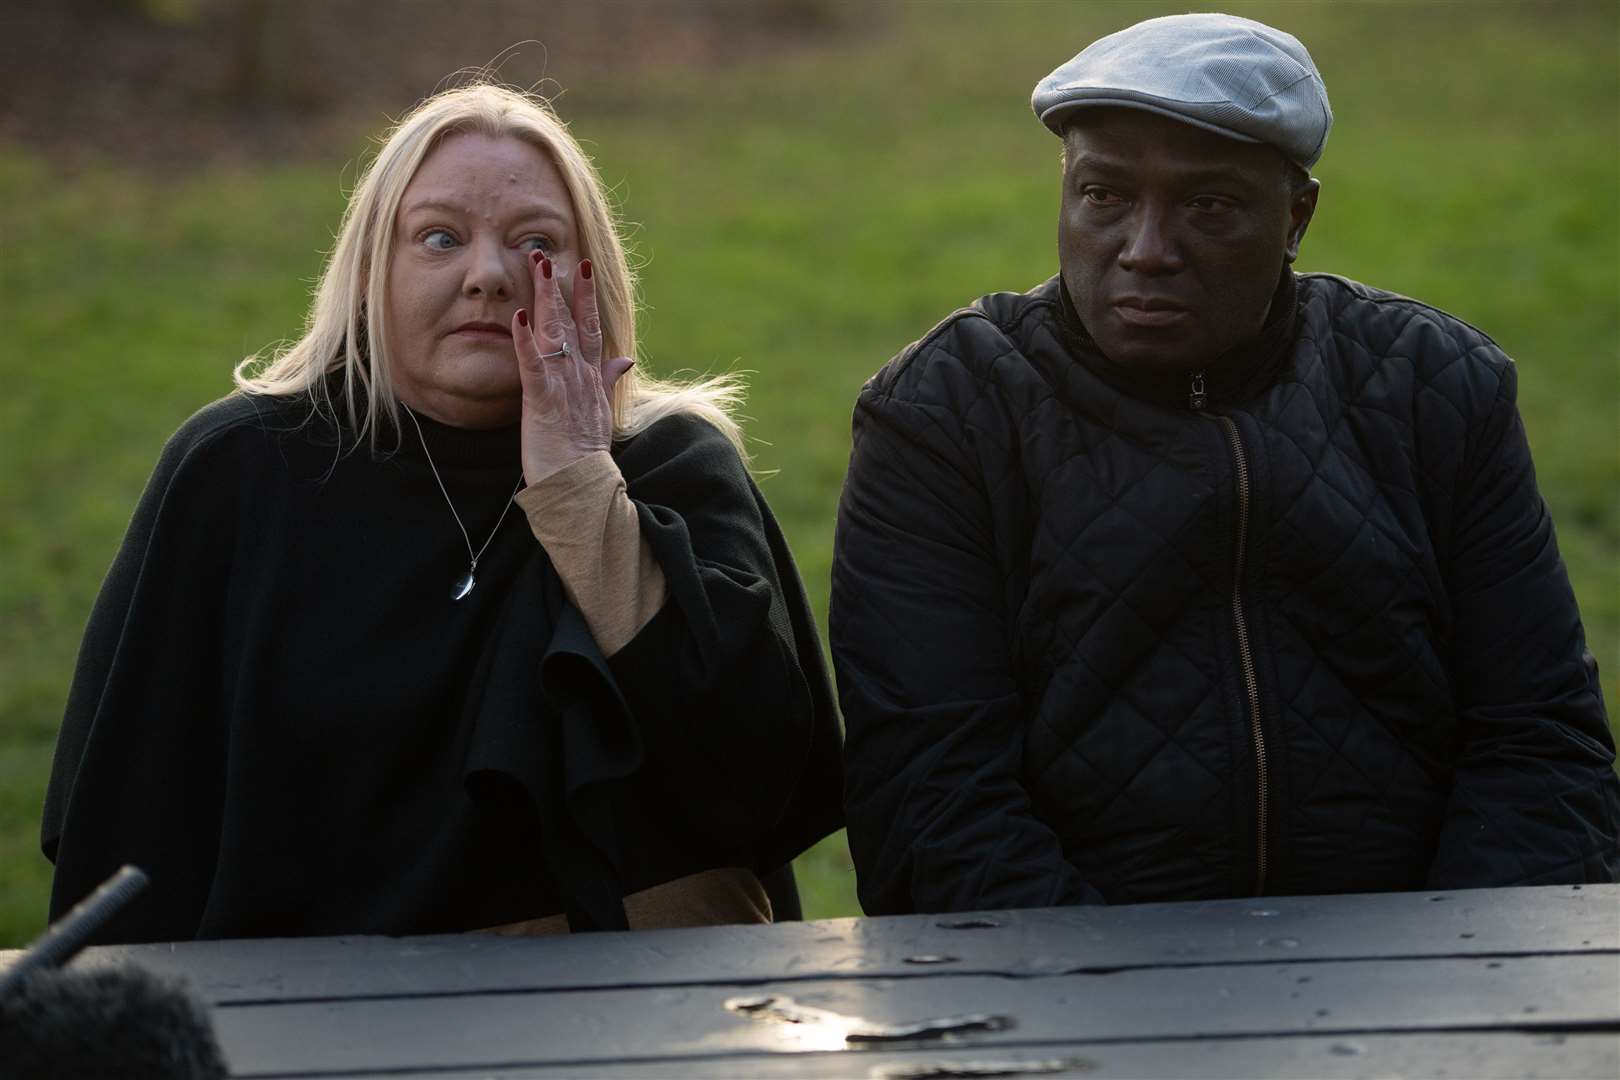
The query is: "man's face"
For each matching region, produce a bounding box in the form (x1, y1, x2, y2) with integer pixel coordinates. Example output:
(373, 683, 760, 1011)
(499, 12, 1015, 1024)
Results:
(1058, 108, 1317, 374)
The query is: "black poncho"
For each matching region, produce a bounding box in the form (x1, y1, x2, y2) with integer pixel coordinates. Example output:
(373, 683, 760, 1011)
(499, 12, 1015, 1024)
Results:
(43, 392, 843, 942)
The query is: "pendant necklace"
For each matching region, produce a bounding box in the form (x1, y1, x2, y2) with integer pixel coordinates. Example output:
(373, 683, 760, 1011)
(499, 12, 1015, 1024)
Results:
(403, 405, 525, 601)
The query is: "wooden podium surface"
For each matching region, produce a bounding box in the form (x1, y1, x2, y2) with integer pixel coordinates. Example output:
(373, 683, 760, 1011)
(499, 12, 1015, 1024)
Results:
(5, 884, 1616, 1078)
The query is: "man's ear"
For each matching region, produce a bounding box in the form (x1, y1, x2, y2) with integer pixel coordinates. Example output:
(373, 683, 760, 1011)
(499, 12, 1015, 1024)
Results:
(1284, 178, 1320, 264)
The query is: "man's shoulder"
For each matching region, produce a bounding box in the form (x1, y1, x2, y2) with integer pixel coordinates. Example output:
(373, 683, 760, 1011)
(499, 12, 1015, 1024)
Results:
(1296, 273, 1511, 374)
(862, 277, 1068, 407)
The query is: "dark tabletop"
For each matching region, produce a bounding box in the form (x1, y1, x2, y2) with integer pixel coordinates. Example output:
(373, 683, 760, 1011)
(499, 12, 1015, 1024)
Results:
(4, 884, 1616, 1078)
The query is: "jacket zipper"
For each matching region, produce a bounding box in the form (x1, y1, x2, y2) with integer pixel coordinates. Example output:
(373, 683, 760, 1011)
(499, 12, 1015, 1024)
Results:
(1191, 372, 1269, 896)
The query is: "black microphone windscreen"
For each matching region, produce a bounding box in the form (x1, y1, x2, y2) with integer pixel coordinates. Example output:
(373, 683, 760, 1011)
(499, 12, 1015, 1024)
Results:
(0, 965, 227, 1080)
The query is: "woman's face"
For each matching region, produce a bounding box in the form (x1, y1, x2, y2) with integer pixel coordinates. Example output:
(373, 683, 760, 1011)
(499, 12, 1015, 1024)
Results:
(384, 132, 581, 428)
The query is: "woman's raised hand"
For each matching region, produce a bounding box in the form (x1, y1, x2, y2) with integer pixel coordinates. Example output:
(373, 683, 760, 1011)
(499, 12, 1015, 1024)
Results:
(513, 250, 635, 485)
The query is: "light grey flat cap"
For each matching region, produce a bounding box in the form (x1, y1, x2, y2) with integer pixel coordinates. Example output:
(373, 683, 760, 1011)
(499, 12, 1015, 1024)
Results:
(1032, 12, 1332, 171)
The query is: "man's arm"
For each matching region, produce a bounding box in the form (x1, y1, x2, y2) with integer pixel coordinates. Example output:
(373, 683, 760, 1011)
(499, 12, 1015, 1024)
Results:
(832, 371, 1104, 914)
(1428, 363, 1620, 887)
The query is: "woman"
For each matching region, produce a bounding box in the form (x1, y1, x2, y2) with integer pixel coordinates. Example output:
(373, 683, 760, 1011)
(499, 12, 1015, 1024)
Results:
(41, 83, 843, 942)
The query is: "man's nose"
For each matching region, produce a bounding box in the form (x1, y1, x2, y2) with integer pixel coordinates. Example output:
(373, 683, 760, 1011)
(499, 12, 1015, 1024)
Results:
(462, 236, 515, 300)
(1117, 207, 1184, 275)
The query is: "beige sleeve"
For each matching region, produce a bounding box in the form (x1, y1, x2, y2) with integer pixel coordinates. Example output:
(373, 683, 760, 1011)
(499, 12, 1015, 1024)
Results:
(621, 867, 772, 929)
(472, 866, 771, 937)
(514, 451, 667, 657)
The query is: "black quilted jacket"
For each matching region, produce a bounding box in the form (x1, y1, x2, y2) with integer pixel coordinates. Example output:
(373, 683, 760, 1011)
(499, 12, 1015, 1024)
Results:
(832, 271, 1619, 914)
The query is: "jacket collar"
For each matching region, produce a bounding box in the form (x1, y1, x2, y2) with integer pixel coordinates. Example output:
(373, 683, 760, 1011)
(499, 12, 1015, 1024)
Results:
(1055, 269, 1300, 412)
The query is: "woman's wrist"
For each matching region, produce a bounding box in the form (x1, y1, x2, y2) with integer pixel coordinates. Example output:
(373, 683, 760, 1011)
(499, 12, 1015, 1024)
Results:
(519, 447, 616, 493)
(516, 452, 667, 655)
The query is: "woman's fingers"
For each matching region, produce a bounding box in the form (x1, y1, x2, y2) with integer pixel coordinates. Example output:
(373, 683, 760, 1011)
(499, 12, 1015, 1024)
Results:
(601, 355, 635, 391)
(571, 258, 604, 365)
(567, 258, 630, 392)
(517, 251, 617, 484)
(531, 250, 574, 361)
(512, 306, 553, 400)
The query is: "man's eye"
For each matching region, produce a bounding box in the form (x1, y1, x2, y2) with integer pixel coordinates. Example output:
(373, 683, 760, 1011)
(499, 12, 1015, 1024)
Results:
(1082, 187, 1124, 206)
(518, 236, 553, 256)
(1189, 195, 1234, 212)
(421, 229, 459, 251)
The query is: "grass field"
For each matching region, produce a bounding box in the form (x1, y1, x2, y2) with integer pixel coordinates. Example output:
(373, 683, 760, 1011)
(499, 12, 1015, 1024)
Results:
(2, 1, 1616, 946)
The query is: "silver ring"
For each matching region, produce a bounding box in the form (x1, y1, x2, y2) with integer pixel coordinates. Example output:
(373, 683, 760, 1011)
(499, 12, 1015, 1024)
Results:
(538, 342, 571, 360)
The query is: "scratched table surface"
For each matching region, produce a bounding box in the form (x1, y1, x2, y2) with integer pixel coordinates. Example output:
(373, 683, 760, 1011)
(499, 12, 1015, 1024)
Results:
(5, 884, 1617, 1078)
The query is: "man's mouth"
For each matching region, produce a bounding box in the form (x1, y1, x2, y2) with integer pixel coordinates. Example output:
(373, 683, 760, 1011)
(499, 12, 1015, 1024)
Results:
(1110, 296, 1191, 328)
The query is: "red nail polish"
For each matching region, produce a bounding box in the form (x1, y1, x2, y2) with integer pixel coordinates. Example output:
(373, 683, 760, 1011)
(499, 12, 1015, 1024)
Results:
(517, 309, 528, 328)
(541, 258, 553, 280)
(530, 250, 544, 268)
(580, 259, 593, 281)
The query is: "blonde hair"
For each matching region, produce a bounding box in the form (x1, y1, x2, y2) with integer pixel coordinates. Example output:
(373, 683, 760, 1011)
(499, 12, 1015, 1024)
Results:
(235, 82, 745, 456)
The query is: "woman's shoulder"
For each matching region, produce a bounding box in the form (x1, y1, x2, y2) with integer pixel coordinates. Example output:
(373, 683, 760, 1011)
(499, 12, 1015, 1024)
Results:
(167, 390, 304, 443)
(155, 391, 328, 482)
(614, 409, 746, 478)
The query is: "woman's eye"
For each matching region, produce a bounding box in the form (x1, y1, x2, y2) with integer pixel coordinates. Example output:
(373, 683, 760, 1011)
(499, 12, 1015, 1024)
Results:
(421, 229, 459, 251)
(518, 236, 552, 256)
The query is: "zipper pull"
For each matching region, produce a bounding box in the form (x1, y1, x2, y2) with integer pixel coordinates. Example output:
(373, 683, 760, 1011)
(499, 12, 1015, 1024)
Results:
(1189, 372, 1207, 411)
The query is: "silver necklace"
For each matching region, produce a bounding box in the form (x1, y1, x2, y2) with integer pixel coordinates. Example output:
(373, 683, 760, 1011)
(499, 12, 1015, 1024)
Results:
(403, 405, 524, 601)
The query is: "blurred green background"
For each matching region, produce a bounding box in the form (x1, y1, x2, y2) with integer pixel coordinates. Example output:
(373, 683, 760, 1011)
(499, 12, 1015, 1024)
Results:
(2, 0, 1616, 946)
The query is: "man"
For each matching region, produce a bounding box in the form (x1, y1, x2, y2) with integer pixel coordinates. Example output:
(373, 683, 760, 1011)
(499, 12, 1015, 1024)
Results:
(831, 13, 1619, 913)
